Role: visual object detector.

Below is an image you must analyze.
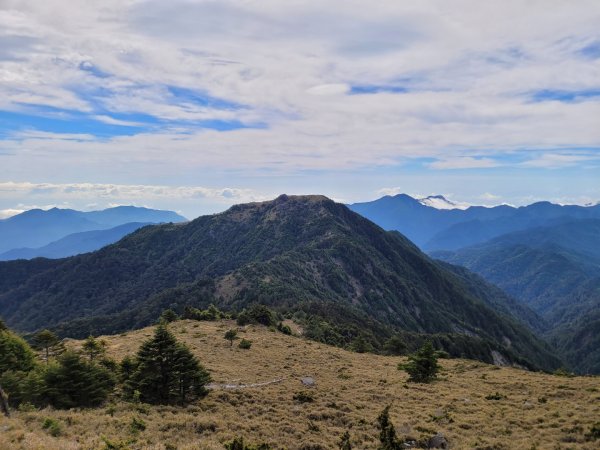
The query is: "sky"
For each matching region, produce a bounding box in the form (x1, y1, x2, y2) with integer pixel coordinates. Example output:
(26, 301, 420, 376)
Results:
(1, 0, 599, 220)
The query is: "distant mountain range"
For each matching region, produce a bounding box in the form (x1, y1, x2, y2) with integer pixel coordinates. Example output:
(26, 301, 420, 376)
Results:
(0, 195, 560, 371)
(0, 206, 187, 259)
(433, 219, 600, 374)
(349, 194, 600, 250)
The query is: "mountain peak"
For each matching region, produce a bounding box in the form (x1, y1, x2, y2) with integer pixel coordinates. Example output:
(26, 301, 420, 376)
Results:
(418, 195, 469, 210)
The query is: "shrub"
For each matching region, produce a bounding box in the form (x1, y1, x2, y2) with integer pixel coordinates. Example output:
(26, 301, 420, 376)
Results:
(293, 391, 314, 403)
(400, 341, 439, 383)
(129, 417, 146, 434)
(236, 305, 276, 327)
(238, 339, 252, 350)
(485, 392, 505, 401)
(277, 322, 292, 335)
(160, 309, 179, 323)
(585, 422, 600, 441)
(42, 417, 62, 437)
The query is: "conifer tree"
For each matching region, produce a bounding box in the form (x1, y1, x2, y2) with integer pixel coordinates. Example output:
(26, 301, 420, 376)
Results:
(82, 335, 106, 362)
(377, 405, 401, 450)
(34, 329, 64, 364)
(224, 329, 238, 347)
(400, 340, 440, 383)
(128, 324, 210, 404)
(44, 351, 116, 408)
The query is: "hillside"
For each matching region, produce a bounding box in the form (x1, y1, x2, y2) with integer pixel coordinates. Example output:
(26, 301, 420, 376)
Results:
(0, 206, 186, 256)
(433, 220, 600, 373)
(0, 195, 559, 371)
(2, 320, 598, 450)
(0, 222, 153, 261)
(348, 195, 600, 251)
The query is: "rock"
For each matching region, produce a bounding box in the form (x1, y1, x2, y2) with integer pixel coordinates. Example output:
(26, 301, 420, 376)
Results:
(301, 377, 315, 387)
(428, 433, 448, 449)
(523, 400, 534, 410)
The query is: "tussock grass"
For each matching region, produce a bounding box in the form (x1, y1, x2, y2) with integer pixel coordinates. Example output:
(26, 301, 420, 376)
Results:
(1, 319, 598, 449)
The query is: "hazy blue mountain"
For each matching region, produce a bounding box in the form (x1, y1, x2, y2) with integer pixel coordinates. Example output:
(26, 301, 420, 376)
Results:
(433, 219, 600, 373)
(0, 195, 560, 371)
(348, 195, 600, 250)
(0, 222, 153, 260)
(0, 206, 187, 255)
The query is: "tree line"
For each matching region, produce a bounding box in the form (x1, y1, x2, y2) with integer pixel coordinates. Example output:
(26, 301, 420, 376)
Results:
(0, 317, 210, 415)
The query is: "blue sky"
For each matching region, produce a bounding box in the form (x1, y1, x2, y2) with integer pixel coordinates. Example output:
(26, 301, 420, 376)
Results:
(1, 0, 599, 219)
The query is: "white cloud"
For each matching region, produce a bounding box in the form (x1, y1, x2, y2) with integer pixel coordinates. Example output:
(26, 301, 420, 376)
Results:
(0, 0, 598, 202)
(427, 157, 499, 170)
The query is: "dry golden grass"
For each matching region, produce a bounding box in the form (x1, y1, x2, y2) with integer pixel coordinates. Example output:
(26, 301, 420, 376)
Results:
(1, 319, 599, 450)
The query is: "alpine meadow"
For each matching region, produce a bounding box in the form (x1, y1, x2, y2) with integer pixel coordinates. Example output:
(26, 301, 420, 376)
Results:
(0, 1, 599, 449)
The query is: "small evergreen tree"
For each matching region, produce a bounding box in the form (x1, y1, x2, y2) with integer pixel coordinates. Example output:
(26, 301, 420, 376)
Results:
(160, 309, 179, 323)
(128, 324, 210, 404)
(0, 325, 36, 374)
(224, 329, 238, 347)
(377, 405, 401, 450)
(44, 351, 116, 408)
(383, 334, 407, 355)
(400, 340, 440, 383)
(34, 329, 64, 364)
(82, 335, 106, 362)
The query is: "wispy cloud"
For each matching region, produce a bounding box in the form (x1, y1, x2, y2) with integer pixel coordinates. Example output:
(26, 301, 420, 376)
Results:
(0, 0, 598, 209)
(427, 157, 500, 170)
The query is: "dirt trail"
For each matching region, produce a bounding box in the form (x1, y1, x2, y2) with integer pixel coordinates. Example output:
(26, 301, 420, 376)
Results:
(206, 377, 286, 390)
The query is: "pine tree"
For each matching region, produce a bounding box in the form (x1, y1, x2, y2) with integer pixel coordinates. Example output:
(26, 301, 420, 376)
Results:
(377, 405, 401, 450)
(82, 335, 106, 362)
(34, 329, 64, 364)
(224, 329, 238, 347)
(400, 340, 440, 383)
(44, 351, 116, 408)
(128, 324, 210, 404)
(0, 324, 36, 374)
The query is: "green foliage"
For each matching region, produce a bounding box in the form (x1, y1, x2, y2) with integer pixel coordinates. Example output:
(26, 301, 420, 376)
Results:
(485, 392, 505, 401)
(127, 324, 211, 404)
(376, 405, 401, 450)
(238, 339, 252, 350)
(224, 437, 271, 450)
(400, 341, 440, 383)
(0, 327, 36, 374)
(277, 322, 292, 335)
(237, 305, 276, 327)
(129, 417, 146, 434)
(383, 334, 407, 355)
(160, 309, 179, 323)
(0, 367, 46, 407)
(224, 329, 238, 347)
(350, 335, 374, 353)
(42, 417, 62, 437)
(82, 335, 106, 361)
(33, 329, 64, 364)
(44, 351, 116, 408)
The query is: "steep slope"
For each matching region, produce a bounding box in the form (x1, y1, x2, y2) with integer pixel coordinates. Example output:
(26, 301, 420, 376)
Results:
(0, 206, 186, 254)
(348, 195, 600, 250)
(0, 195, 560, 370)
(433, 220, 600, 373)
(0, 222, 152, 260)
